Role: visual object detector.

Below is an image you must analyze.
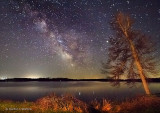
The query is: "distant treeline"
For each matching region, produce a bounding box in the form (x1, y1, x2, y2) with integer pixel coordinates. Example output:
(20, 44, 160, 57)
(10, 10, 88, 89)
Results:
(0, 78, 160, 82)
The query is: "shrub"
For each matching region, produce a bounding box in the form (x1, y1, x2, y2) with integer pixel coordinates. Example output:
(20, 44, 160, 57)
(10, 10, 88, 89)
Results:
(33, 93, 89, 113)
(118, 95, 160, 113)
(90, 99, 112, 112)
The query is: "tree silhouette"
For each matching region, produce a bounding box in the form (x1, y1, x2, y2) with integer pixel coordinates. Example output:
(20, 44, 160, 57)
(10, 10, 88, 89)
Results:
(102, 12, 159, 95)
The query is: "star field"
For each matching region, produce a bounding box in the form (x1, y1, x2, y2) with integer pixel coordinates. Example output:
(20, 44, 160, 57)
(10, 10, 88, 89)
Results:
(0, 0, 160, 78)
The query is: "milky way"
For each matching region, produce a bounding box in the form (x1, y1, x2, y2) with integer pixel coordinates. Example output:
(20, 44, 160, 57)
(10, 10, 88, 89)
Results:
(24, 6, 89, 67)
(0, 0, 160, 78)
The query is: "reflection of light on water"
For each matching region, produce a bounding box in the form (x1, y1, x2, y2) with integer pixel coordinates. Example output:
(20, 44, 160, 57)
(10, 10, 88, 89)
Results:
(0, 82, 160, 102)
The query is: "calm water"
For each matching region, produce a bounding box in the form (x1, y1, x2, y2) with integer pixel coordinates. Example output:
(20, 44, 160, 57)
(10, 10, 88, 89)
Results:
(0, 81, 159, 102)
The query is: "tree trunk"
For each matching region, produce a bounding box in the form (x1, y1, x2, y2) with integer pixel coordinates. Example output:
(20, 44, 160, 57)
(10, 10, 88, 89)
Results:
(127, 38, 151, 95)
(117, 18, 151, 95)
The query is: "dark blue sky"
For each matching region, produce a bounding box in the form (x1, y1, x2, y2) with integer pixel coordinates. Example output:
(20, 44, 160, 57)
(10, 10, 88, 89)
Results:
(0, 0, 160, 78)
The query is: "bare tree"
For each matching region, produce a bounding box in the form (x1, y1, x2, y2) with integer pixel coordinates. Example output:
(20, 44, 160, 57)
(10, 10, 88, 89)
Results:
(102, 12, 159, 95)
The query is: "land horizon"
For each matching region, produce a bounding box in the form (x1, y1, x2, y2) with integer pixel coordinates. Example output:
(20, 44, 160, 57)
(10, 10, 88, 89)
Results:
(0, 77, 160, 82)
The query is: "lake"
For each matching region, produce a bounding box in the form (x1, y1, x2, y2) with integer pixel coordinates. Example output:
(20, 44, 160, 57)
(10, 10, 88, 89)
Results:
(0, 81, 159, 102)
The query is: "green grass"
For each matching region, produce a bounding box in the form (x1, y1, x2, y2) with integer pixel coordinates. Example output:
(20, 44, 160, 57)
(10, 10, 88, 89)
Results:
(0, 101, 79, 113)
(0, 101, 33, 113)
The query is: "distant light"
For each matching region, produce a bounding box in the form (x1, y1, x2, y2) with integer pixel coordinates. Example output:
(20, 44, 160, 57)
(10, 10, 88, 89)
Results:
(0, 76, 7, 80)
(106, 40, 109, 43)
(25, 74, 41, 79)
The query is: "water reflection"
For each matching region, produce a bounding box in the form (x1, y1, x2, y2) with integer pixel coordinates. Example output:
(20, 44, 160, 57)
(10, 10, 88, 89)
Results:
(0, 81, 159, 102)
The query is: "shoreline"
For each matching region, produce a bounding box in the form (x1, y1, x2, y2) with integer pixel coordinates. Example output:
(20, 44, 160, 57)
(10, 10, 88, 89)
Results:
(0, 78, 160, 82)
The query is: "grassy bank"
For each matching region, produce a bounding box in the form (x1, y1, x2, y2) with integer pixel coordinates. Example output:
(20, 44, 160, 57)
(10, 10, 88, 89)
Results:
(0, 94, 160, 113)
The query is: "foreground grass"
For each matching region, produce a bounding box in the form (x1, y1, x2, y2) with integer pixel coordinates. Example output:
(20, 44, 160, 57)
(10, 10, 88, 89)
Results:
(0, 94, 160, 113)
(117, 95, 160, 113)
(0, 100, 33, 113)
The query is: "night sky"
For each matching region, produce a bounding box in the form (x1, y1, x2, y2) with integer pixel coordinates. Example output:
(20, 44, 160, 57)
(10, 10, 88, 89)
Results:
(0, 0, 160, 79)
